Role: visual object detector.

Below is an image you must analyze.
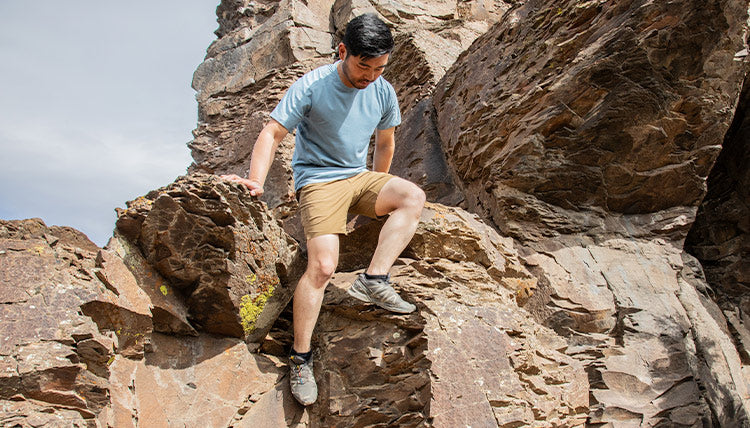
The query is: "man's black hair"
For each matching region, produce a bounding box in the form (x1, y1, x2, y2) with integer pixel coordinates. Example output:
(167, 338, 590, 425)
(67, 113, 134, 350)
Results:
(342, 14, 394, 59)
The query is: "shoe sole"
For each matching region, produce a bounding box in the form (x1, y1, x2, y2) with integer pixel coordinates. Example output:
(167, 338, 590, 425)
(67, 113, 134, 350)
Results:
(347, 283, 416, 314)
(292, 392, 317, 406)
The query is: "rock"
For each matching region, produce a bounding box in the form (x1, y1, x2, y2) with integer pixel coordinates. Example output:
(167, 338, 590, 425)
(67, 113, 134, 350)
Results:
(432, 0, 748, 240)
(0, 218, 99, 253)
(115, 173, 304, 342)
(105, 233, 197, 336)
(340, 203, 537, 301)
(385, 29, 466, 113)
(102, 333, 294, 428)
(1, 400, 93, 427)
(686, 69, 750, 311)
(192, 0, 335, 104)
(391, 99, 465, 206)
(523, 238, 750, 425)
(0, 219, 150, 424)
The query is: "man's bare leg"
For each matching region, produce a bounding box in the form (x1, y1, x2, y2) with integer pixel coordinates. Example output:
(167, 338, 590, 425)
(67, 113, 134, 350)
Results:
(292, 234, 339, 353)
(288, 234, 338, 406)
(367, 177, 426, 276)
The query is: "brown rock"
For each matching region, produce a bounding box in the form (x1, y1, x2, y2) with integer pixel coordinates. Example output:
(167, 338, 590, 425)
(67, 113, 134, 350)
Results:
(524, 238, 750, 425)
(0, 220, 148, 424)
(0, 218, 99, 253)
(115, 173, 304, 342)
(192, 0, 335, 104)
(391, 100, 465, 206)
(433, 0, 748, 240)
(102, 333, 292, 428)
(340, 203, 537, 301)
(105, 233, 197, 336)
(686, 68, 750, 332)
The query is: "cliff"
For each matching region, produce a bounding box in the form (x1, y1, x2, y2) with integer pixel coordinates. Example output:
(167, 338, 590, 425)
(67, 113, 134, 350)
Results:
(2, 0, 749, 427)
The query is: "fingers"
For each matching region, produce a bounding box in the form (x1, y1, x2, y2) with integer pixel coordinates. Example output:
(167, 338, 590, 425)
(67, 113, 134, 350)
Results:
(218, 174, 264, 197)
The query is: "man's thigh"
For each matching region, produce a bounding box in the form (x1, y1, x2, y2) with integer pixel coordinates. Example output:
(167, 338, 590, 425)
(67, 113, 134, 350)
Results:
(298, 172, 397, 240)
(372, 176, 424, 216)
(348, 171, 394, 218)
(297, 180, 353, 241)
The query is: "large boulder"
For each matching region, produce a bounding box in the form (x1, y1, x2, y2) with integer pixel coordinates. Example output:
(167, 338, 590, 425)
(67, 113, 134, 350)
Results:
(432, 0, 748, 241)
(103, 234, 197, 337)
(101, 333, 292, 428)
(114, 173, 304, 342)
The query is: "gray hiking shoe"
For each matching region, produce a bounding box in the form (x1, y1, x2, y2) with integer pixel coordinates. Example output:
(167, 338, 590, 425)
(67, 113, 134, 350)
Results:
(347, 273, 416, 314)
(289, 354, 317, 406)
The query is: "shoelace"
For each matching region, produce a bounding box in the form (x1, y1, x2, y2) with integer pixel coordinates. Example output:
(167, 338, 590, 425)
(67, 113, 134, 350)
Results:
(291, 359, 312, 384)
(293, 364, 305, 384)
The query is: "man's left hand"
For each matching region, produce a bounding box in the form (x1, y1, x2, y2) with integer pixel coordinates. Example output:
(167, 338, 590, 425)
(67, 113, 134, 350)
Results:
(220, 174, 265, 197)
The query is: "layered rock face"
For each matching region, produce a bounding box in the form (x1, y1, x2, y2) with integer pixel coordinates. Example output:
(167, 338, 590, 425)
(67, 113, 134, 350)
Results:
(0, 177, 305, 427)
(433, 0, 748, 241)
(3, 0, 750, 426)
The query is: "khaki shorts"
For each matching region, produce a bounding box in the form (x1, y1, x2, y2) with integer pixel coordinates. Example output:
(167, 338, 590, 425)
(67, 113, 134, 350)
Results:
(297, 171, 394, 241)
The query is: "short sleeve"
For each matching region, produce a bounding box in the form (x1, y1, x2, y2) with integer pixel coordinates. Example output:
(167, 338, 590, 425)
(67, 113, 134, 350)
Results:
(270, 78, 311, 133)
(377, 82, 401, 130)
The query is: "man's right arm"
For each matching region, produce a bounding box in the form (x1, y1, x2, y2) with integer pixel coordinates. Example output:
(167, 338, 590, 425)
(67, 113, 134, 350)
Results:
(221, 118, 289, 197)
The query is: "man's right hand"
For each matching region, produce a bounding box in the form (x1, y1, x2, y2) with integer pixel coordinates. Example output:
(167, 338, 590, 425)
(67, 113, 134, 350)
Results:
(220, 174, 264, 197)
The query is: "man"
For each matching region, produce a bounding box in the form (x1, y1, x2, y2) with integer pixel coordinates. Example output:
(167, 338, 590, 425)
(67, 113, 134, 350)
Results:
(221, 13, 425, 406)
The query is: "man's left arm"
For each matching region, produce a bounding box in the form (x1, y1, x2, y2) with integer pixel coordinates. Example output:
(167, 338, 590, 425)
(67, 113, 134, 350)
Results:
(373, 126, 395, 173)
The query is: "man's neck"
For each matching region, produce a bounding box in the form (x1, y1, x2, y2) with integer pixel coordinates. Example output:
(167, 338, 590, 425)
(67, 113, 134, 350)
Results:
(336, 61, 357, 89)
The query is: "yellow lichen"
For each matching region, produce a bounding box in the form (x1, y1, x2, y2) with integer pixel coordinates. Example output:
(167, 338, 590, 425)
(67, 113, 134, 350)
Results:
(160, 285, 168, 296)
(239, 285, 275, 336)
(27, 245, 45, 255)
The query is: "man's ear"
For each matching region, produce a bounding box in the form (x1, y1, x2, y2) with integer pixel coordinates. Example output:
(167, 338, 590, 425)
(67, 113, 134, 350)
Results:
(338, 43, 347, 60)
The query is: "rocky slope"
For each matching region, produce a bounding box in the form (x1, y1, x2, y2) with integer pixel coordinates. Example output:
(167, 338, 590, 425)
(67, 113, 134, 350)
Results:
(2, 0, 750, 427)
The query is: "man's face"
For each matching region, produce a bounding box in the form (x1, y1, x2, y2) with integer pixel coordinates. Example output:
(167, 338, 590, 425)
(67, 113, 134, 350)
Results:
(338, 44, 389, 89)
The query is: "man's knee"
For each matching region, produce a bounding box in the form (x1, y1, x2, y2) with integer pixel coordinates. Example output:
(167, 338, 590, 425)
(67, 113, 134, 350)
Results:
(402, 183, 426, 213)
(305, 255, 337, 287)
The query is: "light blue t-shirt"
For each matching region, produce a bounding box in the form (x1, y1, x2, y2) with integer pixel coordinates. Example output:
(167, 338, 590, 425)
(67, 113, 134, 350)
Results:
(270, 61, 401, 191)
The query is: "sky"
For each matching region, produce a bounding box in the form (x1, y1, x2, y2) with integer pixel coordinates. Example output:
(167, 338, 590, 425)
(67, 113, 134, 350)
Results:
(0, 1, 219, 246)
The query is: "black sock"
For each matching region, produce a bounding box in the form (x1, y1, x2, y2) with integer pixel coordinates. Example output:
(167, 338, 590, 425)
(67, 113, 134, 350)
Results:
(364, 272, 389, 281)
(291, 348, 313, 361)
